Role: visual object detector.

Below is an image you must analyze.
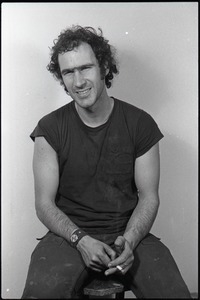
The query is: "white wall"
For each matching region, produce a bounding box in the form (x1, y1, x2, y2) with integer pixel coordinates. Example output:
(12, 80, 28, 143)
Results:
(2, 3, 198, 298)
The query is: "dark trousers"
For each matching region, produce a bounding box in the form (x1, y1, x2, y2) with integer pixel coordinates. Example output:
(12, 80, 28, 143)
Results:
(22, 231, 191, 299)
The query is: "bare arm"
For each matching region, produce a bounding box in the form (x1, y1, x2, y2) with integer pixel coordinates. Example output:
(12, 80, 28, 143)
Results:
(33, 136, 78, 240)
(106, 143, 160, 275)
(33, 136, 116, 271)
(123, 142, 160, 249)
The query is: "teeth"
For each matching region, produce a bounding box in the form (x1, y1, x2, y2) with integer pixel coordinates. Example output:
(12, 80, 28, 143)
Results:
(78, 88, 90, 94)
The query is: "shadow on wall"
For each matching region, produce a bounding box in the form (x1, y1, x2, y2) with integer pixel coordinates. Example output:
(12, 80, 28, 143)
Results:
(112, 49, 198, 291)
(113, 49, 197, 239)
(156, 132, 198, 291)
(158, 132, 197, 243)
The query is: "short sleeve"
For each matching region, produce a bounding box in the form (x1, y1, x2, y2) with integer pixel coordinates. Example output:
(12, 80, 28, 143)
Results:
(135, 111, 164, 158)
(30, 113, 60, 153)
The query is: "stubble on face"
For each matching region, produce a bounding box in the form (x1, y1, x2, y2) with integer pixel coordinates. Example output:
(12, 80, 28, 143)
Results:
(58, 43, 108, 112)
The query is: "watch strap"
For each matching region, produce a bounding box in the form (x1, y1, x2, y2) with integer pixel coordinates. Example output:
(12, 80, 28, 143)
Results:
(70, 229, 87, 248)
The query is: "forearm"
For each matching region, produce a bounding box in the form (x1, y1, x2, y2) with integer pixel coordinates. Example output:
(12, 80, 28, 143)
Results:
(33, 137, 81, 242)
(123, 193, 160, 250)
(36, 200, 78, 242)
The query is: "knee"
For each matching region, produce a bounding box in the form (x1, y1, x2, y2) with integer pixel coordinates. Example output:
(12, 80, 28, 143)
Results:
(21, 280, 68, 299)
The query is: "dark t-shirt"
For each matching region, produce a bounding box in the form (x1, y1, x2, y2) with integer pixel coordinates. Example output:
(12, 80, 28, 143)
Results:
(30, 98, 164, 234)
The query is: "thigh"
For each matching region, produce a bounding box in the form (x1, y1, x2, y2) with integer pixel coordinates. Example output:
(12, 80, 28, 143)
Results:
(126, 233, 191, 298)
(22, 232, 89, 299)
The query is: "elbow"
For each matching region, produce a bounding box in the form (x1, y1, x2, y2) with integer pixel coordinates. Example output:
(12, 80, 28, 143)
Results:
(156, 197, 160, 212)
(35, 198, 47, 223)
(35, 196, 55, 223)
(153, 193, 160, 216)
(35, 202, 43, 222)
(139, 191, 160, 214)
(156, 194, 160, 207)
(139, 190, 160, 205)
(152, 192, 160, 210)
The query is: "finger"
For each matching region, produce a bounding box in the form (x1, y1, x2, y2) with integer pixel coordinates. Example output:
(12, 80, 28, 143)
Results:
(114, 236, 126, 253)
(91, 267, 103, 273)
(90, 262, 105, 272)
(117, 265, 130, 275)
(116, 261, 133, 275)
(99, 255, 110, 268)
(104, 245, 117, 261)
(108, 250, 133, 269)
(108, 254, 126, 268)
(110, 241, 132, 265)
(105, 264, 130, 276)
(104, 267, 118, 276)
(96, 249, 113, 268)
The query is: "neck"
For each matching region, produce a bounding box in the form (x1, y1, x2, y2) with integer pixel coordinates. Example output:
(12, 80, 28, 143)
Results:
(75, 95, 114, 128)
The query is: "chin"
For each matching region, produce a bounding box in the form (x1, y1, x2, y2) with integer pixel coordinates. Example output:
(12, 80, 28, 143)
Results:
(75, 97, 96, 109)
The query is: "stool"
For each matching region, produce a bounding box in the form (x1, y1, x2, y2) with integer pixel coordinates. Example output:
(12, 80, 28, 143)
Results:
(83, 274, 126, 299)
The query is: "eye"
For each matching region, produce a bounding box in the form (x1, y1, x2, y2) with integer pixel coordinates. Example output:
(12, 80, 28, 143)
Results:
(62, 70, 73, 76)
(81, 66, 91, 71)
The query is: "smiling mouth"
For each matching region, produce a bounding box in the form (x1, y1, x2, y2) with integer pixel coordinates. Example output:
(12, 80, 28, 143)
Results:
(76, 88, 91, 96)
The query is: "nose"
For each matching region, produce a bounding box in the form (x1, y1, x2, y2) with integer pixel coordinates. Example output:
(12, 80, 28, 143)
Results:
(73, 70, 86, 88)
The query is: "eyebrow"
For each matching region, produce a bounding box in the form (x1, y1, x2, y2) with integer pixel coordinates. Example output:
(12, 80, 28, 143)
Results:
(61, 63, 94, 75)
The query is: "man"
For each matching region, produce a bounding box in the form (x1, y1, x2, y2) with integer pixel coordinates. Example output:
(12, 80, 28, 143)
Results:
(22, 25, 191, 298)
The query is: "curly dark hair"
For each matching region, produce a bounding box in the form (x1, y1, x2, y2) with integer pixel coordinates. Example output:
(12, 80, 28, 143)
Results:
(47, 25, 119, 92)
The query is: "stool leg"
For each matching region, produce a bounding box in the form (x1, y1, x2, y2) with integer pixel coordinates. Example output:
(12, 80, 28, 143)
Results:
(116, 291, 125, 299)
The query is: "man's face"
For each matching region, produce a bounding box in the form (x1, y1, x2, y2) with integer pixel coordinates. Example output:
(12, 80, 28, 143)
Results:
(58, 42, 107, 109)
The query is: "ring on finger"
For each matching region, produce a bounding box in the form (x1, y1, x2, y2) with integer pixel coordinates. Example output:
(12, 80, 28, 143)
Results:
(116, 265, 123, 273)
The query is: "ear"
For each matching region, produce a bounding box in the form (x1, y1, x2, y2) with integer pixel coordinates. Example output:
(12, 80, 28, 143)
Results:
(101, 65, 109, 80)
(103, 61, 110, 76)
(105, 68, 110, 76)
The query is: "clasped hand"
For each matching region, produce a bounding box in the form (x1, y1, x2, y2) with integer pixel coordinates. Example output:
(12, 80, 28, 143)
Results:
(77, 235, 134, 275)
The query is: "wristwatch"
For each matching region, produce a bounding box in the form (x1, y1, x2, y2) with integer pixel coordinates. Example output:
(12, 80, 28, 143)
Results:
(70, 229, 87, 248)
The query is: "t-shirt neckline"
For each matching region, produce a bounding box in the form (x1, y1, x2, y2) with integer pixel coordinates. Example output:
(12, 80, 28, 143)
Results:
(71, 97, 117, 131)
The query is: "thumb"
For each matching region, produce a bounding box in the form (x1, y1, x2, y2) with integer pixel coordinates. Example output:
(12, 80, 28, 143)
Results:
(114, 236, 126, 254)
(104, 244, 117, 261)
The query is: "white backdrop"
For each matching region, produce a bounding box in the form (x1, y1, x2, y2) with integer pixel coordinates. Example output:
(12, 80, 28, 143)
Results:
(2, 2, 198, 298)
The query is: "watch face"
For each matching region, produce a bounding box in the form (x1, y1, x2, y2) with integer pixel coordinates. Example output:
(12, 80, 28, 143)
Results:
(71, 234, 78, 243)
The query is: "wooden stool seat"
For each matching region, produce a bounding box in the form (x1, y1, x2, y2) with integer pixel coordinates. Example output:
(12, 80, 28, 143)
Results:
(83, 275, 126, 298)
